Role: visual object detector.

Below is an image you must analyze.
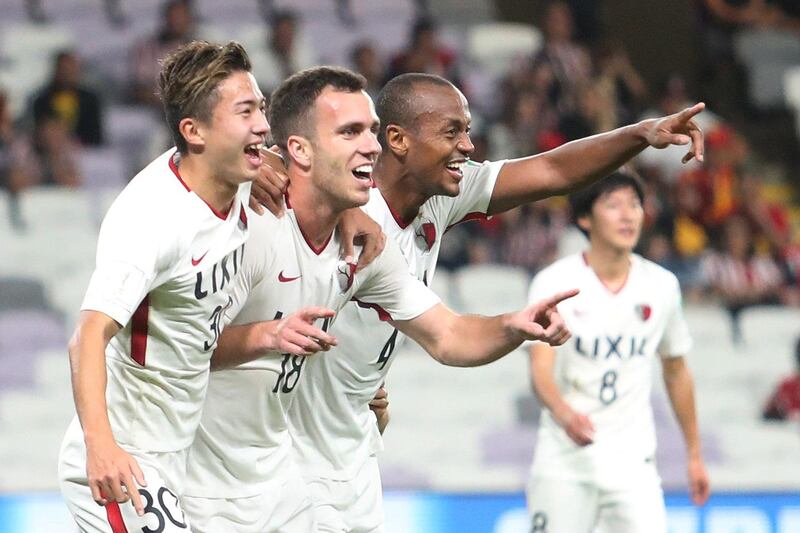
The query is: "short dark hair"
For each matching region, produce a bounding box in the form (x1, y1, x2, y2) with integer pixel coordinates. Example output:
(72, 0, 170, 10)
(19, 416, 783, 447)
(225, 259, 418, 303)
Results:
(568, 171, 645, 233)
(269, 66, 366, 151)
(158, 40, 252, 153)
(375, 72, 455, 147)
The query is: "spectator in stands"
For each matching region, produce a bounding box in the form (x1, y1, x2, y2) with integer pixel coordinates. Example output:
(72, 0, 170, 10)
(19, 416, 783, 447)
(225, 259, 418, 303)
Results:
(32, 50, 104, 146)
(701, 214, 785, 341)
(762, 337, 800, 421)
(0, 90, 37, 194)
(351, 41, 383, 99)
(704, 0, 800, 32)
(532, 0, 592, 114)
(131, 0, 196, 109)
(498, 200, 568, 274)
(28, 112, 82, 188)
(593, 40, 648, 127)
(385, 17, 462, 88)
(251, 9, 318, 93)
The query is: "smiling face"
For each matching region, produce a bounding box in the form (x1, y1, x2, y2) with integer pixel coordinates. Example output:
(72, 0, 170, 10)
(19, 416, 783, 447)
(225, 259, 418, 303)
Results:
(306, 87, 381, 209)
(579, 186, 644, 254)
(403, 83, 475, 197)
(198, 70, 269, 186)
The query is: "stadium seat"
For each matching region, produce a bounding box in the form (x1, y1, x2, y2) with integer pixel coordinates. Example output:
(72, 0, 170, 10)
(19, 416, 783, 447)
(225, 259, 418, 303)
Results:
(0, 310, 65, 389)
(784, 66, 800, 138)
(0, 277, 51, 312)
(734, 29, 800, 109)
(78, 147, 129, 191)
(452, 264, 530, 315)
(0, 22, 75, 118)
(467, 22, 543, 78)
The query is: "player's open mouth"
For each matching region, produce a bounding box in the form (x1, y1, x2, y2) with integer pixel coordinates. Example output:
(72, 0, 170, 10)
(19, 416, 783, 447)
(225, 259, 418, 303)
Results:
(352, 164, 374, 186)
(244, 143, 263, 166)
(445, 160, 466, 180)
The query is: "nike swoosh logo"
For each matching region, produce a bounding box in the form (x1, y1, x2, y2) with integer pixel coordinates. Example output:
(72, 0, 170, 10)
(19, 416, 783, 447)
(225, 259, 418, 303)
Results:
(278, 271, 301, 282)
(191, 251, 208, 266)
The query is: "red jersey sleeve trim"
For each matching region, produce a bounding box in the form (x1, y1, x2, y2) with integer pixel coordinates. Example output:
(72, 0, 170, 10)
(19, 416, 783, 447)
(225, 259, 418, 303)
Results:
(131, 294, 150, 366)
(352, 298, 393, 321)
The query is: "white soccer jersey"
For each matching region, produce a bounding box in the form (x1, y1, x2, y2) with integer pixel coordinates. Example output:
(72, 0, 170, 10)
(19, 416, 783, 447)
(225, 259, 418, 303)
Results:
(79, 149, 251, 453)
(528, 253, 692, 488)
(183, 206, 440, 499)
(288, 160, 504, 480)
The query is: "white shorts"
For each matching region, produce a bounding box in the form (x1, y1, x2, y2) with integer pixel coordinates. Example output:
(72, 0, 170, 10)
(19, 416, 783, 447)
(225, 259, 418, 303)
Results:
(58, 417, 191, 533)
(306, 455, 384, 533)
(526, 466, 666, 533)
(181, 467, 314, 533)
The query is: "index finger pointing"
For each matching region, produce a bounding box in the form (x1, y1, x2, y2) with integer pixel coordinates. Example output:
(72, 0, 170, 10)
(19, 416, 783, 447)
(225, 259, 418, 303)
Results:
(298, 307, 336, 322)
(677, 102, 705, 122)
(543, 288, 580, 308)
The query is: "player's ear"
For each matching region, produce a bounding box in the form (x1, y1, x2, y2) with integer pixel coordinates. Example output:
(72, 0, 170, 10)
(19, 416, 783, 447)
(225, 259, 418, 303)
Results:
(577, 215, 591, 234)
(385, 124, 409, 156)
(179, 117, 205, 149)
(285, 135, 312, 168)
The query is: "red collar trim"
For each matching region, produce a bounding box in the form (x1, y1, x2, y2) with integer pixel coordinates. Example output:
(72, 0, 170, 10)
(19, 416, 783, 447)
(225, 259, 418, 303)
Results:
(382, 192, 415, 229)
(169, 151, 233, 221)
(582, 252, 630, 295)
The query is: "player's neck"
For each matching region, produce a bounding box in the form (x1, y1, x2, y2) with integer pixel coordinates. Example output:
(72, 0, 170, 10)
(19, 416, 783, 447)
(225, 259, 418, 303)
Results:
(373, 157, 429, 225)
(286, 180, 339, 250)
(585, 246, 631, 288)
(178, 154, 239, 214)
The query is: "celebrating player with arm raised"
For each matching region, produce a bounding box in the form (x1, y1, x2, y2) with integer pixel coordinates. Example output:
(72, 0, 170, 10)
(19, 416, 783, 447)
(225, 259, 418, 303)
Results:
(180, 66, 575, 533)
(285, 72, 707, 532)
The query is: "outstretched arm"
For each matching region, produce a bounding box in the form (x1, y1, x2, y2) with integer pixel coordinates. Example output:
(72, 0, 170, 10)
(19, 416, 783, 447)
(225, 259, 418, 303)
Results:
(486, 103, 706, 215)
(212, 307, 338, 369)
(529, 342, 594, 446)
(392, 289, 578, 367)
(69, 311, 146, 516)
(661, 356, 710, 505)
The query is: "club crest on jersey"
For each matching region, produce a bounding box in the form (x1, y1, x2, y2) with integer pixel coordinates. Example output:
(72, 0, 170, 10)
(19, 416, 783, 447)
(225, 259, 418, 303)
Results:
(414, 218, 436, 251)
(336, 260, 357, 292)
(635, 304, 652, 321)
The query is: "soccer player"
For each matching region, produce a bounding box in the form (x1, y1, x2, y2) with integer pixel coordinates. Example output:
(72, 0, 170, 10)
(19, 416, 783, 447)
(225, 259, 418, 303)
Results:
(180, 66, 576, 532)
(526, 172, 710, 533)
(285, 72, 707, 532)
(56, 41, 339, 532)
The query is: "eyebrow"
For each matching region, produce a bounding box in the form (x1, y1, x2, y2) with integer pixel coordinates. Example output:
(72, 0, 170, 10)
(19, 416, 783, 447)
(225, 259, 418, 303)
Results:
(234, 97, 265, 108)
(337, 119, 380, 132)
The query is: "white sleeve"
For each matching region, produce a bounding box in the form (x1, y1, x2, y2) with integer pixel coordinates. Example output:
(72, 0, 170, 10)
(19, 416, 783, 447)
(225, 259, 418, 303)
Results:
(226, 210, 280, 325)
(81, 197, 176, 326)
(353, 239, 441, 322)
(657, 276, 693, 358)
(442, 159, 505, 227)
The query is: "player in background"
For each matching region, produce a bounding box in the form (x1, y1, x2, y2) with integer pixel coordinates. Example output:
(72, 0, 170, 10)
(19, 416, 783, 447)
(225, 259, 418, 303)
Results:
(526, 172, 710, 533)
(180, 66, 577, 533)
(284, 72, 707, 532)
(56, 41, 352, 532)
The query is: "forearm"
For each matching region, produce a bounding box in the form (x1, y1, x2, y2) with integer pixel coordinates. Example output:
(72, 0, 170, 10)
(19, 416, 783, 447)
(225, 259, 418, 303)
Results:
(212, 321, 278, 370)
(535, 122, 650, 195)
(664, 367, 703, 457)
(531, 362, 573, 425)
(69, 330, 114, 447)
(488, 122, 649, 214)
(403, 313, 523, 367)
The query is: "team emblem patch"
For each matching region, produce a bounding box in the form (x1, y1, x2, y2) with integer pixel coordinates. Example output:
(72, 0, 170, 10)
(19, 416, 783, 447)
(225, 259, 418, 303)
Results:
(635, 304, 652, 321)
(336, 260, 357, 292)
(414, 218, 436, 251)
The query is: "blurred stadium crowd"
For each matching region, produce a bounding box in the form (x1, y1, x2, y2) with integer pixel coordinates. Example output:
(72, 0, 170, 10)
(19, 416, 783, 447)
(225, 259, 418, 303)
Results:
(2, 0, 799, 343)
